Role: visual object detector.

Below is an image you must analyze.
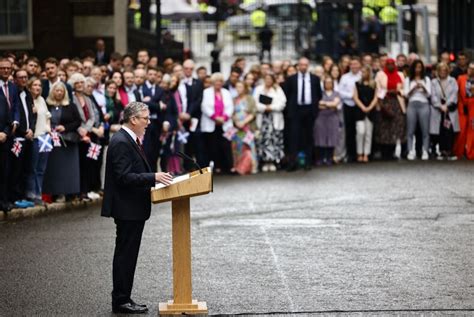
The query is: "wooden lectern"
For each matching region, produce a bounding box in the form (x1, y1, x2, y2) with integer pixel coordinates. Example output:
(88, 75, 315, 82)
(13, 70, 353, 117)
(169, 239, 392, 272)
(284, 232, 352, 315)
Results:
(151, 167, 212, 315)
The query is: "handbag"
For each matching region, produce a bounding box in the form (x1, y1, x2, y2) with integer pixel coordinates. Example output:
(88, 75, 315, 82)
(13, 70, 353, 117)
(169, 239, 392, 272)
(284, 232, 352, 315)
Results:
(61, 131, 80, 144)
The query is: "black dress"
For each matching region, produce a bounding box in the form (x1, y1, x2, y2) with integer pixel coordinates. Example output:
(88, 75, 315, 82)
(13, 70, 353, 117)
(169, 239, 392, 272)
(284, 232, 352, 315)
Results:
(43, 104, 81, 196)
(355, 82, 375, 122)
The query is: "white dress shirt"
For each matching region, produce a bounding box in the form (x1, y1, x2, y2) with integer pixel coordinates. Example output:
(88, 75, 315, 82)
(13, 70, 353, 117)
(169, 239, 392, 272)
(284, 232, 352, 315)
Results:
(297, 72, 312, 105)
(125, 85, 137, 103)
(122, 125, 138, 143)
(19, 91, 30, 130)
(338, 71, 362, 107)
(178, 83, 188, 113)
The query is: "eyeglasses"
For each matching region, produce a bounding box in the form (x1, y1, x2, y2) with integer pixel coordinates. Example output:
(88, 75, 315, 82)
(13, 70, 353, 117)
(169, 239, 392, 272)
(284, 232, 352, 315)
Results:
(135, 116, 150, 121)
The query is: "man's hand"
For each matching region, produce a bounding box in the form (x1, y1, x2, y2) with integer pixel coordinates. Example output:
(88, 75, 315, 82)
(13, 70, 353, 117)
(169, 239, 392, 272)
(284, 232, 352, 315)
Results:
(155, 172, 173, 185)
(143, 96, 151, 102)
(25, 129, 34, 140)
(179, 112, 191, 121)
(0, 132, 7, 143)
(55, 125, 65, 133)
(78, 127, 88, 137)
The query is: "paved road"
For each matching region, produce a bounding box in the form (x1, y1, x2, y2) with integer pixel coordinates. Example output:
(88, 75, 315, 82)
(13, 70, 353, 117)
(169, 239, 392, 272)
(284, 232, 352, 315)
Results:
(1, 161, 473, 316)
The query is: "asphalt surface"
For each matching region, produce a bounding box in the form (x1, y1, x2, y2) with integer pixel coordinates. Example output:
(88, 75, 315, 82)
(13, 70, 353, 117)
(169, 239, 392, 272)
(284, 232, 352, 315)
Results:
(1, 161, 473, 316)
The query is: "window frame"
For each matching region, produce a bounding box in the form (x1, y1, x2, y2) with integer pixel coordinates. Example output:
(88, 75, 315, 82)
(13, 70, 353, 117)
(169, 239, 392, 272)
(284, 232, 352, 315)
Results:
(0, 0, 33, 49)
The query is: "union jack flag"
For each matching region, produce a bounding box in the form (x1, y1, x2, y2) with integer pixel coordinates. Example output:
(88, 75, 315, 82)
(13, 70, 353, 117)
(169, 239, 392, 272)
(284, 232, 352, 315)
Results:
(51, 132, 62, 147)
(11, 139, 22, 157)
(223, 127, 237, 141)
(86, 142, 102, 160)
(243, 131, 255, 145)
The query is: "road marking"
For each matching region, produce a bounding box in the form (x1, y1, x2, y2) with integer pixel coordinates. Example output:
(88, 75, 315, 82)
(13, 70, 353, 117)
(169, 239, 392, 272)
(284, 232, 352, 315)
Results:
(260, 226, 296, 315)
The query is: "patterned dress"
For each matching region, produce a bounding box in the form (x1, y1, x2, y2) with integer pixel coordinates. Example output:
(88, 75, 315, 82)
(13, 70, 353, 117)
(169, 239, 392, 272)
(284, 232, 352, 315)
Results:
(232, 96, 258, 174)
(375, 92, 406, 145)
(257, 112, 285, 163)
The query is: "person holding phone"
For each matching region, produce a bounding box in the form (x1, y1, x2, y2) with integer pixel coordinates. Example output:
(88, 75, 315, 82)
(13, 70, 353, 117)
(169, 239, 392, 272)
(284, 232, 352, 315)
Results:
(404, 59, 431, 160)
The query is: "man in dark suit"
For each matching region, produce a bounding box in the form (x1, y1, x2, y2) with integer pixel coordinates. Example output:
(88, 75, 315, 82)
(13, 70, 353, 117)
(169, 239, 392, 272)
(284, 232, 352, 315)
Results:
(142, 67, 165, 172)
(0, 58, 15, 212)
(181, 59, 205, 169)
(101, 101, 172, 314)
(8, 69, 36, 204)
(284, 57, 322, 171)
(95, 38, 110, 65)
(41, 57, 73, 101)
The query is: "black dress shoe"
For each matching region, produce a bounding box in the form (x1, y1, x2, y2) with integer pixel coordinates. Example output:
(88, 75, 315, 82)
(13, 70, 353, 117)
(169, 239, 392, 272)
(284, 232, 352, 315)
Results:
(130, 299, 147, 308)
(112, 302, 148, 314)
(286, 164, 297, 172)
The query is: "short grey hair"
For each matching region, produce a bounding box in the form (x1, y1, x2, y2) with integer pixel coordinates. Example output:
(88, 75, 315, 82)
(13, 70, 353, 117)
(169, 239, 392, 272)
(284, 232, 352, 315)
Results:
(123, 101, 149, 123)
(67, 72, 86, 88)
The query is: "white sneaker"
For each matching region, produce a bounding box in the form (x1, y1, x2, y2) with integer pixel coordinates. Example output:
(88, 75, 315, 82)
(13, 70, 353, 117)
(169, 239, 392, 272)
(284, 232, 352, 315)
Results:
(268, 164, 277, 172)
(262, 164, 269, 172)
(407, 151, 416, 160)
(87, 191, 101, 199)
(421, 151, 429, 161)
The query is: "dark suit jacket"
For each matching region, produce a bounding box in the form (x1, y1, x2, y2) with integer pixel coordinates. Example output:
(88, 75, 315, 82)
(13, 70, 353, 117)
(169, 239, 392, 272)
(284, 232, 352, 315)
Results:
(15, 89, 37, 137)
(0, 93, 12, 136)
(0, 81, 20, 124)
(41, 79, 74, 103)
(284, 73, 322, 119)
(186, 78, 204, 119)
(101, 128, 155, 221)
(95, 51, 110, 65)
(142, 84, 165, 120)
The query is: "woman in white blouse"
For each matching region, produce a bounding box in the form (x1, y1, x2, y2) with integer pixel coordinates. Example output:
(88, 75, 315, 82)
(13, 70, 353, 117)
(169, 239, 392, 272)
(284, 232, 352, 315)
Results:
(201, 72, 234, 173)
(403, 59, 431, 160)
(253, 74, 287, 172)
(25, 78, 51, 205)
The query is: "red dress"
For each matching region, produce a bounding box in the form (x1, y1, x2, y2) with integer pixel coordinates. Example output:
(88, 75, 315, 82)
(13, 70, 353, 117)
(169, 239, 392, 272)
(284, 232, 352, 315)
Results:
(453, 75, 474, 159)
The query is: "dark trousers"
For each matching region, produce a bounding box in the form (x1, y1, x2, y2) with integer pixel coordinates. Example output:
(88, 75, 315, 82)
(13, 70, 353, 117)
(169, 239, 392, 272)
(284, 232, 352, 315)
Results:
(112, 219, 145, 306)
(289, 106, 314, 167)
(8, 139, 33, 202)
(143, 120, 162, 172)
(0, 142, 10, 207)
(343, 104, 357, 162)
(203, 126, 233, 172)
(184, 131, 205, 172)
(79, 142, 101, 194)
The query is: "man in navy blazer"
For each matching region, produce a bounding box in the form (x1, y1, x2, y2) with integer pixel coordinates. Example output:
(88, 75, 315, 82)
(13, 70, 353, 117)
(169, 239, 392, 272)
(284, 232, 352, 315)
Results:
(101, 102, 172, 314)
(41, 58, 73, 101)
(0, 58, 20, 211)
(284, 57, 322, 171)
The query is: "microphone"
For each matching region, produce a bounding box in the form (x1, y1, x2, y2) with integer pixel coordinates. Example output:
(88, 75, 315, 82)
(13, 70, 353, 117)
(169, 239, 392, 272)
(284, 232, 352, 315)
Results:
(176, 151, 203, 174)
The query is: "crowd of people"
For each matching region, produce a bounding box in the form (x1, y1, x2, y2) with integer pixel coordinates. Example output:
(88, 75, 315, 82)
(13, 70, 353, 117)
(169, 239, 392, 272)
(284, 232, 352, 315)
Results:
(0, 39, 473, 212)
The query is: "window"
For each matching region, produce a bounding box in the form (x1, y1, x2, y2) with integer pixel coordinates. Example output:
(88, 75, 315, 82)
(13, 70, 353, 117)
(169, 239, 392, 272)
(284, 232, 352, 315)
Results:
(0, 0, 32, 49)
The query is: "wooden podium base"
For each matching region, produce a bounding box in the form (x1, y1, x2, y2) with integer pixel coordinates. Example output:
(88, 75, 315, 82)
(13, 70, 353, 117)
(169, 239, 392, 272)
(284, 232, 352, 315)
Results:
(159, 299, 208, 315)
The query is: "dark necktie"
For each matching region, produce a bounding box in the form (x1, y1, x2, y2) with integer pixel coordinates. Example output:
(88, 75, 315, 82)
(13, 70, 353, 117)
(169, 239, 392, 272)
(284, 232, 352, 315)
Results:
(136, 137, 145, 155)
(301, 74, 306, 105)
(3, 83, 10, 109)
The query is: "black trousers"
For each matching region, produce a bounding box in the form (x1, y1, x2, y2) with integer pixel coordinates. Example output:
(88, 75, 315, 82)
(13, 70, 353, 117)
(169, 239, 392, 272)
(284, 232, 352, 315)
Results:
(8, 139, 33, 202)
(289, 106, 314, 166)
(202, 126, 233, 172)
(343, 104, 357, 162)
(0, 142, 10, 207)
(112, 219, 145, 306)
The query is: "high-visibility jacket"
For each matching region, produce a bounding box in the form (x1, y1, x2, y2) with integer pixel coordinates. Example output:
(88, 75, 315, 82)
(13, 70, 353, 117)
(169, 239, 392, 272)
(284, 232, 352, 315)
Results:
(379, 6, 398, 24)
(251, 9, 266, 28)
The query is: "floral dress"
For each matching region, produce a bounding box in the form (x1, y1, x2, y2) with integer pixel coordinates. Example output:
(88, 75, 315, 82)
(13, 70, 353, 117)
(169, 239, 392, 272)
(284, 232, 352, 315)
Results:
(232, 96, 258, 174)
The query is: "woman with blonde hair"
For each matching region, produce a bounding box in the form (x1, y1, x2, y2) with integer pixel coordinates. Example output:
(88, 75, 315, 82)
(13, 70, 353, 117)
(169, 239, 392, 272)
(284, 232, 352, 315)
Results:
(232, 81, 258, 174)
(43, 82, 81, 202)
(353, 65, 378, 162)
(25, 78, 51, 205)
